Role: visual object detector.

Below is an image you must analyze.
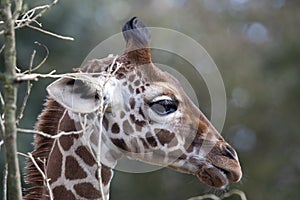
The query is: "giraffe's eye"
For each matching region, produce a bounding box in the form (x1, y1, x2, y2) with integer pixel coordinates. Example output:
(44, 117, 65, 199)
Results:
(149, 96, 178, 116)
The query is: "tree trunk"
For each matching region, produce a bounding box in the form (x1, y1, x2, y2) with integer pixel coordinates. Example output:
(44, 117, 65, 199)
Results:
(1, 0, 22, 199)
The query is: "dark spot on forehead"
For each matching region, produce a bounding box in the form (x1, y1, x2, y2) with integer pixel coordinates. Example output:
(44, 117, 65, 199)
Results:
(134, 80, 140, 86)
(120, 111, 126, 119)
(128, 74, 135, 82)
(135, 88, 141, 94)
(137, 70, 142, 77)
(128, 85, 134, 93)
(140, 85, 145, 92)
(130, 114, 136, 122)
(111, 123, 120, 134)
(129, 98, 136, 109)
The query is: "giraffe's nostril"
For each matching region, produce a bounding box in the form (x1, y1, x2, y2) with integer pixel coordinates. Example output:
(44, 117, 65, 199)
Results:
(222, 144, 237, 160)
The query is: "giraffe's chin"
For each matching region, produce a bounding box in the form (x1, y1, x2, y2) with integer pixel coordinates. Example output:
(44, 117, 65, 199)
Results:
(196, 165, 229, 189)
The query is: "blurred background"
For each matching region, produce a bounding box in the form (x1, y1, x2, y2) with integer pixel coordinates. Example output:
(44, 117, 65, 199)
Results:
(1, 0, 300, 199)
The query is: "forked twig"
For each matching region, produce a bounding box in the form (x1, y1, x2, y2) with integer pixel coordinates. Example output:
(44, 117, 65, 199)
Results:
(19, 152, 54, 200)
(187, 189, 247, 200)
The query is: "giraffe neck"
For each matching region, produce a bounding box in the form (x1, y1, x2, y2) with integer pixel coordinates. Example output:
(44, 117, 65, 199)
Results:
(25, 99, 117, 200)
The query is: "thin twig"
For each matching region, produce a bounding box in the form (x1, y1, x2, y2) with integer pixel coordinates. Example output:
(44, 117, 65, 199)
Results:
(17, 128, 83, 139)
(18, 152, 54, 200)
(0, 113, 4, 137)
(0, 140, 4, 150)
(0, 92, 4, 108)
(26, 24, 74, 41)
(0, 44, 5, 54)
(16, 47, 36, 124)
(28, 41, 49, 73)
(95, 56, 121, 200)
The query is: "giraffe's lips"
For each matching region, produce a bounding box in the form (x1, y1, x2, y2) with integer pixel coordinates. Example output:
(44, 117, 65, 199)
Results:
(196, 165, 229, 189)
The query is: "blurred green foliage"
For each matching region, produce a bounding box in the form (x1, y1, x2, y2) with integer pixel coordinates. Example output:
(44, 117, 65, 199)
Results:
(1, 0, 300, 199)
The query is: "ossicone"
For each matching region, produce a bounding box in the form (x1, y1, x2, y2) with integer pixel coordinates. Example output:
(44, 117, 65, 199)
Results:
(122, 17, 152, 64)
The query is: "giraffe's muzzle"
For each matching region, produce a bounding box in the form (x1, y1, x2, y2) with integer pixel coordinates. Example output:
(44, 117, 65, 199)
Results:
(194, 141, 242, 189)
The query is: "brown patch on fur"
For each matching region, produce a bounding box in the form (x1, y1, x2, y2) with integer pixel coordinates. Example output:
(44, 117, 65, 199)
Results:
(74, 183, 101, 198)
(65, 156, 87, 180)
(53, 186, 76, 200)
(75, 146, 96, 167)
(120, 111, 126, 119)
(138, 107, 145, 118)
(103, 116, 109, 131)
(95, 164, 113, 185)
(47, 141, 62, 184)
(146, 132, 157, 147)
(111, 138, 128, 151)
(128, 74, 135, 82)
(59, 135, 74, 151)
(24, 99, 69, 199)
(123, 120, 134, 134)
(155, 129, 175, 145)
(134, 80, 140, 86)
(135, 88, 141, 94)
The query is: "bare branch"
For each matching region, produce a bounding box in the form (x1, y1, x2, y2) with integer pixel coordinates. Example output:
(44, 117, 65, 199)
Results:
(13, 0, 58, 31)
(15, 70, 57, 81)
(14, 71, 119, 82)
(12, 0, 23, 20)
(26, 24, 74, 41)
(17, 41, 48, 124)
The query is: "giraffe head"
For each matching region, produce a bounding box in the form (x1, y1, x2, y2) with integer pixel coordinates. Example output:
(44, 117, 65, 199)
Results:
(47, 17, 242, 189)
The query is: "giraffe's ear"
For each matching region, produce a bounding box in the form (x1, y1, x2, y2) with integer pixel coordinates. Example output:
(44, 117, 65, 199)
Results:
(47, 75, 108, 113)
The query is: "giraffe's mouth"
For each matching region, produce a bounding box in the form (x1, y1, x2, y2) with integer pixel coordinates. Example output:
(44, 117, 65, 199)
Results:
(195, 164, 231, 189)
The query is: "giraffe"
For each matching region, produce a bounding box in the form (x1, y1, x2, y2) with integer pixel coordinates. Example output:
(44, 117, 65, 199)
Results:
(24, 17, 242, 200)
